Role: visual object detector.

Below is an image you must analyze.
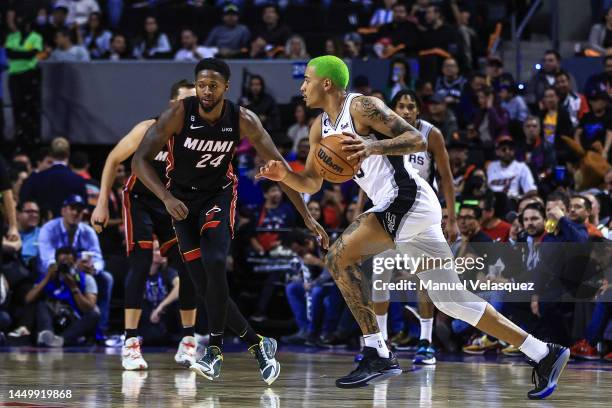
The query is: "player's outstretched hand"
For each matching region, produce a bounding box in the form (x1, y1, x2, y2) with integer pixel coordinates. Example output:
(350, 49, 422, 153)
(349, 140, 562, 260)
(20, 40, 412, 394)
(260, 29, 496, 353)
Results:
(255, 160, 288, 181)
(90, 204, 109, 233)
(305, 217, 329, 250)
(163, 195, 189, 220)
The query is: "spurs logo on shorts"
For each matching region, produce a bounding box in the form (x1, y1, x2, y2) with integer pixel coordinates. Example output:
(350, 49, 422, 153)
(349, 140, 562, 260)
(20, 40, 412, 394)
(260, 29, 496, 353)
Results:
(385, 213, 397, 235)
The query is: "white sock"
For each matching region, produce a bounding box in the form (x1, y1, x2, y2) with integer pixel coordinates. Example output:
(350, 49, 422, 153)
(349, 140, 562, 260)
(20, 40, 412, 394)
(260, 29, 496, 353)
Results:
(518, 334, 549, 363)
(364, 332, 390, 358)
(376, 314, 388, 341)
(419, 318, 433, 343)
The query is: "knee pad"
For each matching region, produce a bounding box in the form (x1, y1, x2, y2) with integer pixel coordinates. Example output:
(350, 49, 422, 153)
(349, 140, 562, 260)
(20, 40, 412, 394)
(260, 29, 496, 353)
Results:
(418, 268, 487, 326)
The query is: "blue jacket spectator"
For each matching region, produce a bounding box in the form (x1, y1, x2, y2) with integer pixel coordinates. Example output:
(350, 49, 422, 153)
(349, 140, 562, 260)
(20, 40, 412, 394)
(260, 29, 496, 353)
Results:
(20, 138, 87, 219)
(25, 247, 99, 347)
(37, 194, 113, 335)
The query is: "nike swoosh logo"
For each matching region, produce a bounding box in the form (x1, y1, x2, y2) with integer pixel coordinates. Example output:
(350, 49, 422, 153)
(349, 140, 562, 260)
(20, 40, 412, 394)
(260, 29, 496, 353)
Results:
(190, 124, 204, 130)
(222, 181, 233, 189)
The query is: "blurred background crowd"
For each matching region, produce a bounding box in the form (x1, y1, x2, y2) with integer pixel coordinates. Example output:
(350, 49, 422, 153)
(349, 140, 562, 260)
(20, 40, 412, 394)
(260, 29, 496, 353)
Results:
(0, 0, 611, 362)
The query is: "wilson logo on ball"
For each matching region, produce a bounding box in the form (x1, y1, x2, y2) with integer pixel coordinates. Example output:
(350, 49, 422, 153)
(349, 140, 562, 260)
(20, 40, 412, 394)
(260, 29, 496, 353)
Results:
(317, 149, 344, 173)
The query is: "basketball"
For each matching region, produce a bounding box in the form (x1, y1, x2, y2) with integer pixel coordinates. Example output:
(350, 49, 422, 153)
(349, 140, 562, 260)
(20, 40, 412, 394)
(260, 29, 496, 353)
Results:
(313, 134, 360, 183)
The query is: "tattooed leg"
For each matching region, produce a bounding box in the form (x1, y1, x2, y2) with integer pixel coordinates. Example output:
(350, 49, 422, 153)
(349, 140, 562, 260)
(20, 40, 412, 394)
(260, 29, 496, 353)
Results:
(324, 213, 394, 335)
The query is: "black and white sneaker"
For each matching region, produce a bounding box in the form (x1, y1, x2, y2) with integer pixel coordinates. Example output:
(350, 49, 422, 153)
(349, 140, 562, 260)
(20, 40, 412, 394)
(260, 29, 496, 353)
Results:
(249, 336, 281, 385)
(190, 346, 223, 380)
(527, 343, 570, 400)
(336, 346, 402, 389)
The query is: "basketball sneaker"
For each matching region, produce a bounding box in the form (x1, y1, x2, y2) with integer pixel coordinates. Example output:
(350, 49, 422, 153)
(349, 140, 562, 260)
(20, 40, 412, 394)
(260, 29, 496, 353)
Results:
(190, 346, 223, 380)
(413, 340, 436, 365)
(501, 343, 522, 357)
(175, 336, 198, 367)
(336, 347, 402, 388)
(570, 339, 599, 360)
(604, 351, 612, 362)
(37, 330, 64, 348)
(462, 334, 499, 355)
(122, 337, 148, 370)
(392, 333, 418, 351)
(527, 343, 570, 400)
(249, 335, 281, 385)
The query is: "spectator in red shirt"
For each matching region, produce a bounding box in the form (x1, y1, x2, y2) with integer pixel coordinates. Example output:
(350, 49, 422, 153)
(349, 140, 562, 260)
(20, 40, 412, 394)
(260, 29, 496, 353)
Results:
(288, 138, 308, 173)
(480, 193, 511, 242)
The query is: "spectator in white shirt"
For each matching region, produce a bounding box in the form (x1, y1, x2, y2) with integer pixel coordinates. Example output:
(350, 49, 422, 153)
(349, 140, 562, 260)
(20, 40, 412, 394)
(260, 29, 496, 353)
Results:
(48, 28, 90, 62)
(554, 70, 589, 127)
(56, 0, 101, 27)
(174, 28, 217, 61)
(487, 135, 537, 200)
(81, 12, 112, 59)
(369, 0, 396, 27)
(133, 15, 172, 59)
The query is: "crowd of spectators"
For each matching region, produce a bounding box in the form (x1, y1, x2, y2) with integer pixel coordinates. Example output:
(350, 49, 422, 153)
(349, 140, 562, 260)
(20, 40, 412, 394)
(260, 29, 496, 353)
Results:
(0, 0, 611, 363)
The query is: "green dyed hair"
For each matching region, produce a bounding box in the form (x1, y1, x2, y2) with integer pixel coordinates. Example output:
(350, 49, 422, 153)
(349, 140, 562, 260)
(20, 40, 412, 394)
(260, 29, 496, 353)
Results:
(307, 55, 350, 90)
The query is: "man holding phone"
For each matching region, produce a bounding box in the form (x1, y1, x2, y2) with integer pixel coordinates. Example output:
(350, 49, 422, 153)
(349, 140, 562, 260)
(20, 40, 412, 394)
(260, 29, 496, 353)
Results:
(37, 195, 113, 339)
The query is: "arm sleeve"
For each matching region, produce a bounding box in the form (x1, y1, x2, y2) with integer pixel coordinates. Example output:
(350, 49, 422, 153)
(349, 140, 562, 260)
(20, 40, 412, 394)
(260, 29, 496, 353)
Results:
(204, 28, 218, 47)
(5, 49, 38, 59)
(588, 24, 606, 52)
(558, 217, 589, 243)
(519, 163, 537, 194)
(241, 27, 251, 47)
(84, 226, 105, 272)
(157, 34, 172, 53)
(38, 224, 56, 270)
(84, 274, 98, 295)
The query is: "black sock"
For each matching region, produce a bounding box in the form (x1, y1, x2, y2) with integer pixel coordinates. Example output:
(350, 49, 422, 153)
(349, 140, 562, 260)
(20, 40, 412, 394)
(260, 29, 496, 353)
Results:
(210, 333, 223, 350)
(125, 329, 138, 339)
(182, 326, 195, 338)
(240, 325, 261, 347)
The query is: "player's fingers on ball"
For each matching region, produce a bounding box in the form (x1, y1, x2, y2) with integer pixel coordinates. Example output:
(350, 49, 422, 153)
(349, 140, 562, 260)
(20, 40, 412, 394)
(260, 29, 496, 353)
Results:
(340, 138, 359, 144)
(342, 131, 356, 138)
(341, 145, 358, 152)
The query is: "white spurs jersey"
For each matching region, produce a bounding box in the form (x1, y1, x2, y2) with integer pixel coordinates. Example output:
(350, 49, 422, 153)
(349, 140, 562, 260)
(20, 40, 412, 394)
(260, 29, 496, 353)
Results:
(320, 93, 421, 208)
(404, 119, 437, 189)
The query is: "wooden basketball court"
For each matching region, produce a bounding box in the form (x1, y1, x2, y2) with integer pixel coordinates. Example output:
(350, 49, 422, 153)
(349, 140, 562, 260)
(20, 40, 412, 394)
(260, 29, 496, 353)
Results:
(0, 347, 610, 407)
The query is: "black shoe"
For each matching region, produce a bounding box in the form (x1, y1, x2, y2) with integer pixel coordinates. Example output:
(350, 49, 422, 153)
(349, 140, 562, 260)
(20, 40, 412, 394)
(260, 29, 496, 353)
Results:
(317, 333, 348, 349)
(190, 346, 223, 380)
(527, 343, 570, 400)
(335, 346, 402, 388)
(304, 332, 318, 347)
(280, 329, 307, 345)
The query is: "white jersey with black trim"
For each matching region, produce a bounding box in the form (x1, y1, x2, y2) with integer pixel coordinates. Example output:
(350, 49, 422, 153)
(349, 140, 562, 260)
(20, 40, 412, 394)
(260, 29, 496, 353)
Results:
(404, 119, 437, 189)
(320, 93, 421, 208)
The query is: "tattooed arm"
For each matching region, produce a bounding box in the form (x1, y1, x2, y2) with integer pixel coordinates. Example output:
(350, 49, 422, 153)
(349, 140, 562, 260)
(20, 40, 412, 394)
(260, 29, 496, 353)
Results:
(343, 95, 427, 162)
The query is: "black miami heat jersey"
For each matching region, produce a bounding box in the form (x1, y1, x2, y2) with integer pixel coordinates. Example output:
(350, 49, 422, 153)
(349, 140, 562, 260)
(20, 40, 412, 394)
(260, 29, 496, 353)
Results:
(124, 118, 169, 196)
(167, 97, 240, 192)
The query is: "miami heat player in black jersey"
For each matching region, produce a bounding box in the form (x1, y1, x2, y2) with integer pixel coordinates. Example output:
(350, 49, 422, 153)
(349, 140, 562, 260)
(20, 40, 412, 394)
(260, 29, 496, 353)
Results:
(91, 80, 201, 371)
(133, 58, 327, 384)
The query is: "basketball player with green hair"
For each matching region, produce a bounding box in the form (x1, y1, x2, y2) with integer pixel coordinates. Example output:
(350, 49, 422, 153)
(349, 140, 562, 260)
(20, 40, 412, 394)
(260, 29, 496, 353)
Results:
(257, 55, 570, 399)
